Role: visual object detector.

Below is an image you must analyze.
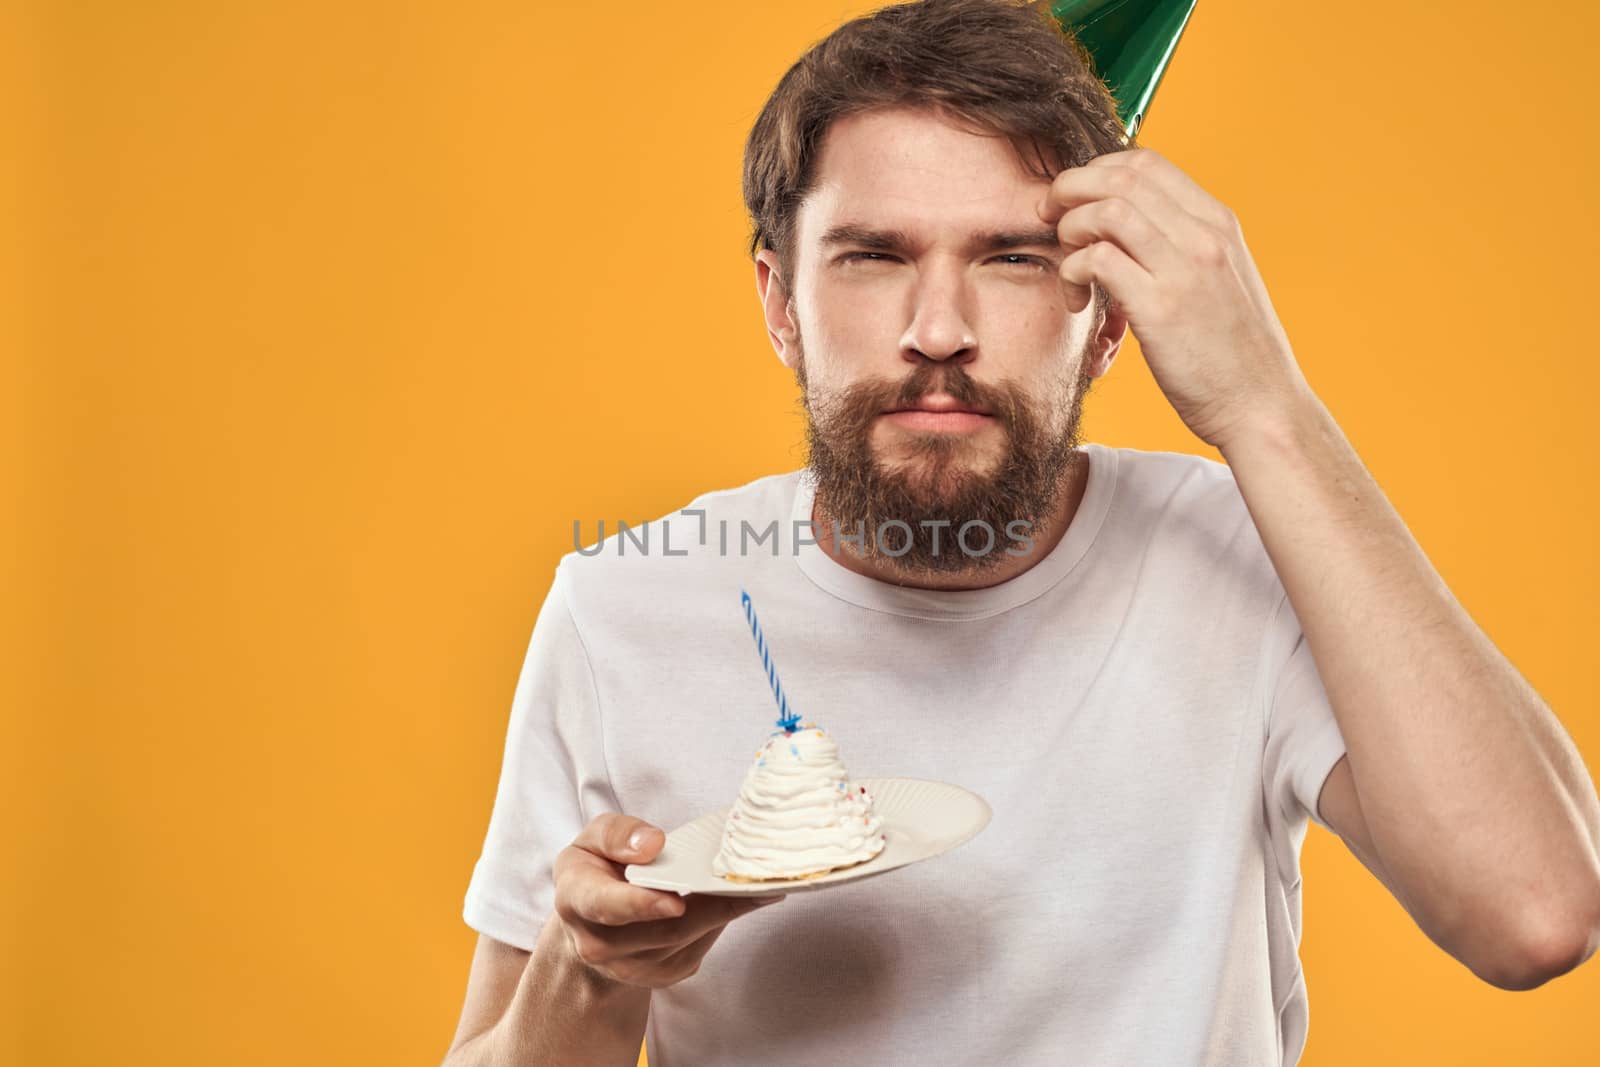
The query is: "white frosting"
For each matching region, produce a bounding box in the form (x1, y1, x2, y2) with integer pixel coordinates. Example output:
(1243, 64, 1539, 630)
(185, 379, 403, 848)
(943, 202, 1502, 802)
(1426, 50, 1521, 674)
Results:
(713, 720, 886, 880)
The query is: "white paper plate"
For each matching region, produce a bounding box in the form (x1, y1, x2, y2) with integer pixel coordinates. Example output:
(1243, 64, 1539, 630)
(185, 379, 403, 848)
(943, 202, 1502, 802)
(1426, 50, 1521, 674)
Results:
(624, 777, 990, 897)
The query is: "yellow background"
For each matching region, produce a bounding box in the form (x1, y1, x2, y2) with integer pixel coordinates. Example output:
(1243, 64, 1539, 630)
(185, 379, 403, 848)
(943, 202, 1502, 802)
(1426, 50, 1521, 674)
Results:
(12, 1, 1598, 1064)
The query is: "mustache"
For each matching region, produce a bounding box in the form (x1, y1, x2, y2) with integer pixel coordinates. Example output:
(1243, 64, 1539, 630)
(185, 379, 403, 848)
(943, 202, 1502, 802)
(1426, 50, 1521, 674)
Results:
(818, 362, 1020, 426)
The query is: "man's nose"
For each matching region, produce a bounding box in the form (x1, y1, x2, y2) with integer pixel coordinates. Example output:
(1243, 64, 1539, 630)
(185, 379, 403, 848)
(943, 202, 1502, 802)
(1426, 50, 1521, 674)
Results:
(898, 261, 978, 364)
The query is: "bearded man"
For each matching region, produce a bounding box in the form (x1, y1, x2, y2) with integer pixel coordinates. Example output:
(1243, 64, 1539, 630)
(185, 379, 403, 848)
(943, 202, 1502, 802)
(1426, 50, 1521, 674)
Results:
(443, 2, 1600, 1065)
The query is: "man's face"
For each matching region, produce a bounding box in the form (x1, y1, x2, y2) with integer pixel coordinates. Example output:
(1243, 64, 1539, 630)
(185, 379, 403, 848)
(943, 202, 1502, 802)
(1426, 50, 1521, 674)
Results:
(756, 106, 1120, 572)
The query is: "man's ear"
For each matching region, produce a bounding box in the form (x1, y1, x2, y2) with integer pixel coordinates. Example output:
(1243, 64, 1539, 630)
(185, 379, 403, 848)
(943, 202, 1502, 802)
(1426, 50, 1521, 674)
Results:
(1085, 288, 1128, 381)
(755, 249, 800, 369)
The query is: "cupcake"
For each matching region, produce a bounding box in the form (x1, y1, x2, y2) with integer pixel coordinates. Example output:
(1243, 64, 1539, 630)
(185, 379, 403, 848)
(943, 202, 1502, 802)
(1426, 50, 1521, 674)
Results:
(712, 720, 886, 882)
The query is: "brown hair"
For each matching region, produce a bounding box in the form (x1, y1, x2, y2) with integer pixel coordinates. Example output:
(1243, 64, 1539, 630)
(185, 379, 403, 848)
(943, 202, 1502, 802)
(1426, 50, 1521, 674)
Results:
(742, 0, 1130, 311)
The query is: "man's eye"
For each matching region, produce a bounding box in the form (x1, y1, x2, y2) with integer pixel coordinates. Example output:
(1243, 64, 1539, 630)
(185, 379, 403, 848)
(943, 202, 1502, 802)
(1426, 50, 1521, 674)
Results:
(841, 252, 1048, 269)
(992, 254, 1048, 269)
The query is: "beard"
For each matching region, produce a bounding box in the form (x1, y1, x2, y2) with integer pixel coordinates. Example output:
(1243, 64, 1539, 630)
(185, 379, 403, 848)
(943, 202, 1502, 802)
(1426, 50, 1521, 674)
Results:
(797, 336, 1093, 577)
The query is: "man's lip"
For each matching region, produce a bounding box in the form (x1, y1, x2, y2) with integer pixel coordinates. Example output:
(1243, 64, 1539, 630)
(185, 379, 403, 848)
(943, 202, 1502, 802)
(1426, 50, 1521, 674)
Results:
(883, 395, 991, 415)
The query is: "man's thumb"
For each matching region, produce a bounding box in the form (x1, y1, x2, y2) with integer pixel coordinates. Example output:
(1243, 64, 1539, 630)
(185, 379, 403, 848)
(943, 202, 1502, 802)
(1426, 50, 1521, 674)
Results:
(622, 822, 666, 862)
(578, 813, 668, 864)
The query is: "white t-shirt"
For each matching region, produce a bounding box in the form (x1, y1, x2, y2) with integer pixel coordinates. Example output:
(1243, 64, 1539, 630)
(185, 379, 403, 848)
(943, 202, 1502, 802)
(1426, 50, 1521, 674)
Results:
(463, 442, 1350, 1066)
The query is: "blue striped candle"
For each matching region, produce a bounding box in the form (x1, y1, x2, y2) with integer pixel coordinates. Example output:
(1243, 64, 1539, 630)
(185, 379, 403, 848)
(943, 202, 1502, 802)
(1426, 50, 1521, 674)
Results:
(740, 587, 802, 733)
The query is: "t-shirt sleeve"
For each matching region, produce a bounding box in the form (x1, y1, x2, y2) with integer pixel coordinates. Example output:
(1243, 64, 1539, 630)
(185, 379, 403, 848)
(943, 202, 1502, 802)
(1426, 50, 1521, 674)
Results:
(462, 559, 617, 951)
(1261, 593, 1349, 833)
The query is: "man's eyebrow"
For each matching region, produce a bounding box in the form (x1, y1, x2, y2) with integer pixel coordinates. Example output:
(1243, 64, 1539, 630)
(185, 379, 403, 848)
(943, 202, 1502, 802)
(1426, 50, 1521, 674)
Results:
(818, 223, 1062, 254)
(819, 224, 914, 251)
(973, 228, 1063, 253)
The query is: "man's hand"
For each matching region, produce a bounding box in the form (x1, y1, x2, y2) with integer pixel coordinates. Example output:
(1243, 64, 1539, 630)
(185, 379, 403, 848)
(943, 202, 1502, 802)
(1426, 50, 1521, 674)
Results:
(551, 813, 784, 989)
(1037, 147, 1310, 451)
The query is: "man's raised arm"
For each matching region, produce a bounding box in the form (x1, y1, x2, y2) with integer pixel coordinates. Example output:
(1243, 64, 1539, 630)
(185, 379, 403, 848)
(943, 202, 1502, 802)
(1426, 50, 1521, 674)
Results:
(1221, 390, 1600, 990)
(1036, 145, 1600, 989)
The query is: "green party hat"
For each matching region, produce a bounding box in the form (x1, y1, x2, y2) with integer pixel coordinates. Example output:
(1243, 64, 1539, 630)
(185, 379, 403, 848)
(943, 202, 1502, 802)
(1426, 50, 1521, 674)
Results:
(1049, 0, 1198, 140)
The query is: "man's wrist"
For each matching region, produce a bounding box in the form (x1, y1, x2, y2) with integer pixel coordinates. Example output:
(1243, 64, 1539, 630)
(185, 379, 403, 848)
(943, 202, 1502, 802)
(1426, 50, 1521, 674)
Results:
(536, 912, 639, 1006)
(1214, 381, 1327, 466)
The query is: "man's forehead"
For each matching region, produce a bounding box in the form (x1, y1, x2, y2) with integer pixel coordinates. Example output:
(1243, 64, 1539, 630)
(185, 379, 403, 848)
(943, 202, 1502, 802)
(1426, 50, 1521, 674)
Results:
(800, 109, 1053, 246)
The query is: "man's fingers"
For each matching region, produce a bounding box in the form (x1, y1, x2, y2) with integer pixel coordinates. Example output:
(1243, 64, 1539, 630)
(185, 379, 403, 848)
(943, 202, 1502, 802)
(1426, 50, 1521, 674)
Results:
(573, 812, 667, 865)
(590, 894, 786, 956)
(553, 846, 686, 927)
(553, 812, 680, 927)
(554, 814, 785, 984)
(565, 876, 682, 928)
